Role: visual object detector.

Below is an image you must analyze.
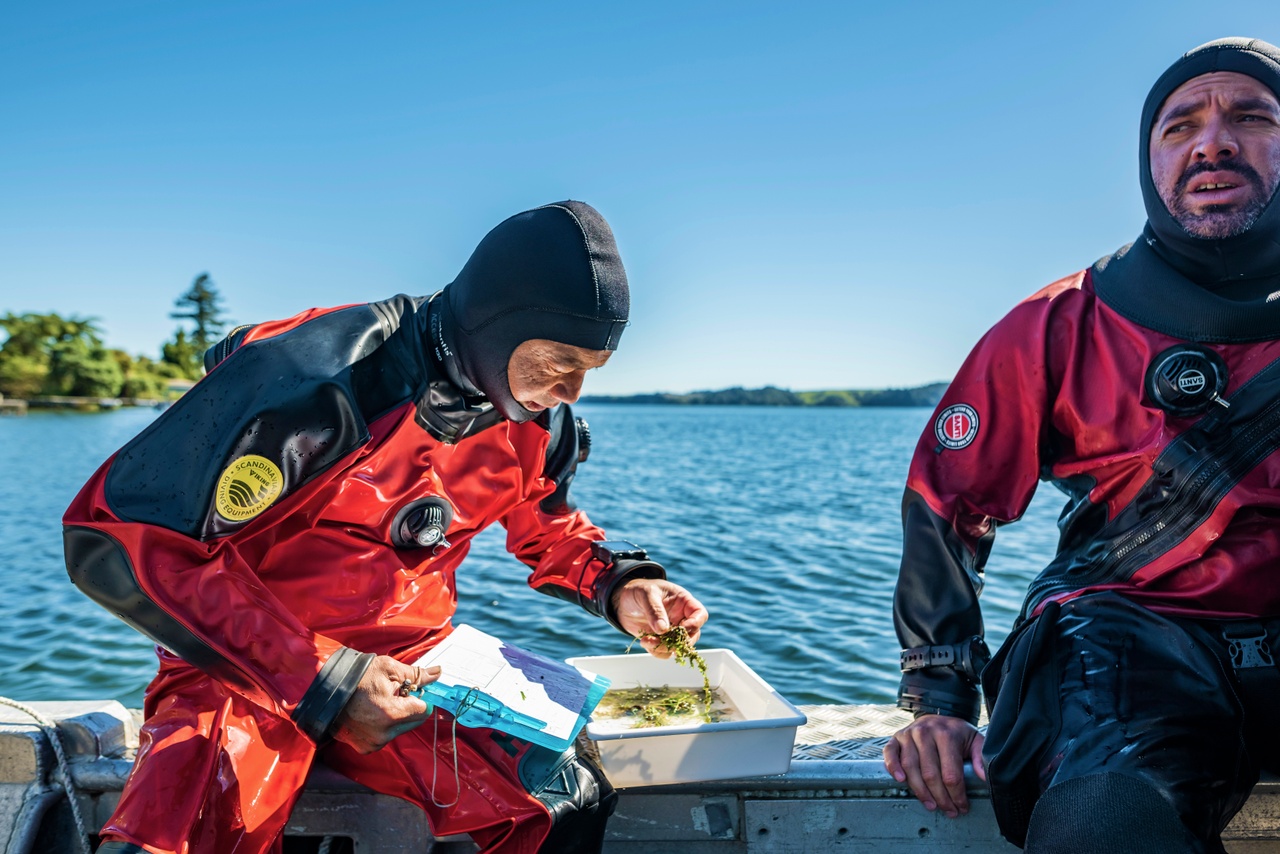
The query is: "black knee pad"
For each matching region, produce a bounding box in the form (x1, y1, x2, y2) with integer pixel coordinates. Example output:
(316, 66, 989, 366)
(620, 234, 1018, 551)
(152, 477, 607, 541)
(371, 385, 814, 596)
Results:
(94, 843, 148, 853)
(520, 748, 617, 854)
(1024, 773, 1202, 854)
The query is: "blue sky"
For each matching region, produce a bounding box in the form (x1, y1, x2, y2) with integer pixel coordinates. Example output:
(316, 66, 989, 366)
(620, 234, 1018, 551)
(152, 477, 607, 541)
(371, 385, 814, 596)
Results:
(3, 2, 1278, 395)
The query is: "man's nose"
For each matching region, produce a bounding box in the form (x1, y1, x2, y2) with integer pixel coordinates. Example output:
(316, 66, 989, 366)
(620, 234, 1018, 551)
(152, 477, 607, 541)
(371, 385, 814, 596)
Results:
(1193, 113, 1241, 162)
(553, 372, 586, 404)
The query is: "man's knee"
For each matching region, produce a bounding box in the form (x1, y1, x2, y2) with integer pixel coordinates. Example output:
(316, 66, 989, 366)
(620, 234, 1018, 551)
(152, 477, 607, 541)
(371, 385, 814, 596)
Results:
(520, 749, 617, 854)
(1024, 773, 1202, 854)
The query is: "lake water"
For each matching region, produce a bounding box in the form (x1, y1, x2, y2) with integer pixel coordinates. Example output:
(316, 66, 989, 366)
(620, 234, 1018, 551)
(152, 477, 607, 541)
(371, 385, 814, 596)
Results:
(0, 404, 1064, 710)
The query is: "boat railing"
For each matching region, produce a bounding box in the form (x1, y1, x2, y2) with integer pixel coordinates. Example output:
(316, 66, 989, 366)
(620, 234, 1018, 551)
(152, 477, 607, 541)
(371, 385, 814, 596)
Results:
(2, 700, 1278, 853)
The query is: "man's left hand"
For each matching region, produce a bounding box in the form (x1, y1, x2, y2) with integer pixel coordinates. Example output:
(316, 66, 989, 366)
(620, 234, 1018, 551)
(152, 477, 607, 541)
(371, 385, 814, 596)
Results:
(611, 578, 709, 658)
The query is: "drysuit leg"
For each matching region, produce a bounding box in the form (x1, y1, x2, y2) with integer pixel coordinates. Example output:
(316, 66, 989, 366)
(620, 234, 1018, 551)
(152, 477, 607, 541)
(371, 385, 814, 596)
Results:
(323, 719, 615, 854)
(521, 742, 617, 854)
(98, 673, 315, 854)
(984, 594, 1257, 851)
(1024, 773, 1203, 854)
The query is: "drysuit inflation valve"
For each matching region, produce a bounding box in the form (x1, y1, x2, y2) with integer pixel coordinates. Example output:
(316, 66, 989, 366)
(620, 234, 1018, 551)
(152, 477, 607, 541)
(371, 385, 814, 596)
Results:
(1144, 344, 1229, 418)
(392, 497, 454, 552)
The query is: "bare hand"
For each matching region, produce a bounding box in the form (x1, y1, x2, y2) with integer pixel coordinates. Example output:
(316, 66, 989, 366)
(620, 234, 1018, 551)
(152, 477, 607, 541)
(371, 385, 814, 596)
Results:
(611, 578, 709, 658)
(330, 655, 441, 754)
(883, 714, 986, 818)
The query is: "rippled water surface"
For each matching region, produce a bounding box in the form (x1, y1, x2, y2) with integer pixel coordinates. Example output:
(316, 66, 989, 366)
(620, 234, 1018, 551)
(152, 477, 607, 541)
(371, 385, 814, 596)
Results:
(0, 405, 1064, 709)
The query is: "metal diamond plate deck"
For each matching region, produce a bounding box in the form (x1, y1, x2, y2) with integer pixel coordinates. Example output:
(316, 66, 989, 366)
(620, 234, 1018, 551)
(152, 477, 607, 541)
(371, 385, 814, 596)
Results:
(792, 703, 989, 762)
(791, 703, 914, 760)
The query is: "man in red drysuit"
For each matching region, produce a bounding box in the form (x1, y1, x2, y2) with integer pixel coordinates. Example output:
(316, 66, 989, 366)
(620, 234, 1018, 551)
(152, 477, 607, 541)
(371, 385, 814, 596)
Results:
(64, 200, 708, 854)
(883, 38, 1280, 853)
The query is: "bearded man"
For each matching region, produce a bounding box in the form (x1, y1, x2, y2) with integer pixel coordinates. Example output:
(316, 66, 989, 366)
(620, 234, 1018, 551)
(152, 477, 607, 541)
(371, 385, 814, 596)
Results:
(883, 38, 1280, 853)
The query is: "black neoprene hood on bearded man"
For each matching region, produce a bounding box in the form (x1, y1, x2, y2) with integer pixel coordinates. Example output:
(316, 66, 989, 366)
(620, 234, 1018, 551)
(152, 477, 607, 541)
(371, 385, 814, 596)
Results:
(1138, 37, 1280, 284)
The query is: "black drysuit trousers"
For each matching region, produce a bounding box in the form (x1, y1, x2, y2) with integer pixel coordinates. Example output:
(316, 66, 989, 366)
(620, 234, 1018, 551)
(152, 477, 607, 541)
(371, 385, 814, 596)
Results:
(982, 592, 1280, 852)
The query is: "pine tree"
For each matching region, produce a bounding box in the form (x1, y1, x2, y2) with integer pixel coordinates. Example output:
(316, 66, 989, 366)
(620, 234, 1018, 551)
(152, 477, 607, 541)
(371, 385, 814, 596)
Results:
(170, 273, 227, 355)
(165, 273, 228, 378)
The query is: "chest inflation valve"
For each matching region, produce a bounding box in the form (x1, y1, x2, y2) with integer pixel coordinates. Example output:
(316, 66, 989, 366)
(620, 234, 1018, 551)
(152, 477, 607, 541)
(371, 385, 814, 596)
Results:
(392, 497, 454, 552)
(1144, 344, 1229, 418)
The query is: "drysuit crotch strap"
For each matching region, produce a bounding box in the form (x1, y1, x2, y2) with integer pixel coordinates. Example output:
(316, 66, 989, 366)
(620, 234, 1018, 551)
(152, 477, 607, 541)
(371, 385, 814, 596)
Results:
(1220, 622, 1280, 718)
(1223, 624, 1276, 670)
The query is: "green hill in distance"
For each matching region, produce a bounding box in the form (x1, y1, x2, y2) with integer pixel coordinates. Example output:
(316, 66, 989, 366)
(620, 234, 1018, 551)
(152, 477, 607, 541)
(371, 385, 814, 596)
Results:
(581, 382, 948, 407)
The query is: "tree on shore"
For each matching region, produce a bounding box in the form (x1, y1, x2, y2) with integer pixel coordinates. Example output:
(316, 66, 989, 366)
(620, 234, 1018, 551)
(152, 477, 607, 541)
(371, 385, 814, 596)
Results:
(162, 329, 204, 380)
(165, 273, 228, 378)
(115, 350, 186, 399)
(0, 312, 189, 401)
(0, 313, 122, 397)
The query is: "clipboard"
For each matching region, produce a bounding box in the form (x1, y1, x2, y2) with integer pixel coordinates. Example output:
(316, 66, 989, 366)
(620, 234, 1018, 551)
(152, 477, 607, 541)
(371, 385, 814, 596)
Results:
(411, 624, 611, 752)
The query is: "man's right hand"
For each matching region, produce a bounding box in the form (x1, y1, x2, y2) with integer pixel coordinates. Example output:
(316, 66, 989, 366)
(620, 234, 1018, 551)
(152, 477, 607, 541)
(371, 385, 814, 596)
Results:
(330, 655, 440, 754)
(883, 713, 986, 818)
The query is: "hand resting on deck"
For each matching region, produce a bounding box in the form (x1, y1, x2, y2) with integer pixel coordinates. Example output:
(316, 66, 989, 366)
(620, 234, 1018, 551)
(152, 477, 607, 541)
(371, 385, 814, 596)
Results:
(884, 713, 986, 818)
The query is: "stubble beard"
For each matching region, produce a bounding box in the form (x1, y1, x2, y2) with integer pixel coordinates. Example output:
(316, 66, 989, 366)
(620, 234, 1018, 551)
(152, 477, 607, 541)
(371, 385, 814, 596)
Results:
(1166, 157, 1280, 239)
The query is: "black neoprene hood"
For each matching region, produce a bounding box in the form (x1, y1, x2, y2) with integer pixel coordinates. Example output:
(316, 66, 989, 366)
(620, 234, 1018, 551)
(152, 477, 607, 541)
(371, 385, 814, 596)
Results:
(1139, 37, 1280, 284)
(429, 201, 629, 422)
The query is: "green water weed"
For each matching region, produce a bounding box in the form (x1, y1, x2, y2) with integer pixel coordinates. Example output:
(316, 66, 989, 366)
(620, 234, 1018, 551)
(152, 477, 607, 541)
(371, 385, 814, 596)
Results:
(624, 625, 714, 722)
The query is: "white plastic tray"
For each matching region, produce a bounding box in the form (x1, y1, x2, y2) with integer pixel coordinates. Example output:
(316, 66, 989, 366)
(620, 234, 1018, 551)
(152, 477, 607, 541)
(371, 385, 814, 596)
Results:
(567, 648, 807, 787)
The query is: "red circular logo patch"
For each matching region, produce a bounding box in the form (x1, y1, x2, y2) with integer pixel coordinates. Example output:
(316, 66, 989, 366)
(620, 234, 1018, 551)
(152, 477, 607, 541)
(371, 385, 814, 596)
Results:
(935, 404, 980, 450)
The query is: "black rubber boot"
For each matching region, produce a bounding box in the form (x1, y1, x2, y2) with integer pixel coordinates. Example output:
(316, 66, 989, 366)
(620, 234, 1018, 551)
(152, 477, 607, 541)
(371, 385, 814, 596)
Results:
(532, 753, 617, 854)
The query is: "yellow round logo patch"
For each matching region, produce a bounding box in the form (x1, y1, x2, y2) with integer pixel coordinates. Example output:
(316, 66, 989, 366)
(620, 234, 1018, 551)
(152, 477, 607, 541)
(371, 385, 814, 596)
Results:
(214, 455, 284, 522)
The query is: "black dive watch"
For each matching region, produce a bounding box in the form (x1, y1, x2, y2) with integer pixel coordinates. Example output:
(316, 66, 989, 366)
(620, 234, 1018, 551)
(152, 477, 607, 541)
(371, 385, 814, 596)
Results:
(900, 635, 991, 683)
(590, 540, 648, 566)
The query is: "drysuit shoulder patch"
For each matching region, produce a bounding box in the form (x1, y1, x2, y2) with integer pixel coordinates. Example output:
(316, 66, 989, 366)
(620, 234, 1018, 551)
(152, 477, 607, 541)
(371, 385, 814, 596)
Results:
(935, 403, 980, 450)
(214, 455, 285, 522)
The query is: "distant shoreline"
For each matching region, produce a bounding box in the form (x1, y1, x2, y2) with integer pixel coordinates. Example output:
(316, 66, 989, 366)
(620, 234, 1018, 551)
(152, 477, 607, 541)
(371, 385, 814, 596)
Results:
(581, 383, 948, 408)
(1, 384, 952, 415)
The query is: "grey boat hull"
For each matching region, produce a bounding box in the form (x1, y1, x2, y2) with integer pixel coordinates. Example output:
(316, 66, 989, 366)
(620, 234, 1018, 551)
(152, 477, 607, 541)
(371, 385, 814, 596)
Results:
(4, 700, 1279, 853)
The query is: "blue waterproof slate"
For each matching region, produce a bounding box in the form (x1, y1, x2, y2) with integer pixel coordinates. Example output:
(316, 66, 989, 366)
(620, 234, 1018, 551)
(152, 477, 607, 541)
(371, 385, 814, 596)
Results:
(412, 627, 612, 753)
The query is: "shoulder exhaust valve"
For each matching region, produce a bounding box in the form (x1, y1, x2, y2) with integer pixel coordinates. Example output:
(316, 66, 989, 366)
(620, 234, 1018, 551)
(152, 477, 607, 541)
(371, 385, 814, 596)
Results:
(1144, 344, 1229, 418)
(575, 416, 591, 463)
(392, 497, 454, 552)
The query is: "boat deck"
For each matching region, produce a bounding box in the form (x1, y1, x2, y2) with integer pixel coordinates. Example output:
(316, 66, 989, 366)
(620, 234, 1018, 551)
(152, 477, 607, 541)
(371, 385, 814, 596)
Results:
(3, 700, 1279, 853)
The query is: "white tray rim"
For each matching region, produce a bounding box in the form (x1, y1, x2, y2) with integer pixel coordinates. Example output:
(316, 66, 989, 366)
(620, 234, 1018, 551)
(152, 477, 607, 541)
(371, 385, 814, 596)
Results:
(568, 648, 808, 742)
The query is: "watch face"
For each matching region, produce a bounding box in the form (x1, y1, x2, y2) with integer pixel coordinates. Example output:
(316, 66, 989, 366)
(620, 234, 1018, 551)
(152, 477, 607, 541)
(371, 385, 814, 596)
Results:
(592, 541, 646, 563)
(967, 638, 991, 676)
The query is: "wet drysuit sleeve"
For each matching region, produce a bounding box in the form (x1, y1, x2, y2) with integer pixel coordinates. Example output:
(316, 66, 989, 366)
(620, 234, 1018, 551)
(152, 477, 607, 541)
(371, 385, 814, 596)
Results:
(504, 403, 666, 632)
(894, 294, 1062, 724)
(63, 301, 420, 742)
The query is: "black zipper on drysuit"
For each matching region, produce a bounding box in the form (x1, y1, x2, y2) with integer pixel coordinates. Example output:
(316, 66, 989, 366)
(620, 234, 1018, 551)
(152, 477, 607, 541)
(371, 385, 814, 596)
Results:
(1021, 353, 1280, 621)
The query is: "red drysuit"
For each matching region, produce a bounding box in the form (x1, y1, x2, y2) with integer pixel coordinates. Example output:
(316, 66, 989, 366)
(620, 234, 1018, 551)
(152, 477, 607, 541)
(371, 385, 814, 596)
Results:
(64, 295, 658, 853)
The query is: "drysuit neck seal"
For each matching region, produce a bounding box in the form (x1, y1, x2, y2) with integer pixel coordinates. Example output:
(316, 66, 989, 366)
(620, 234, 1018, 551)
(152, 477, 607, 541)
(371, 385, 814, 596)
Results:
(415, 292, 501, 444)
(1092, 237, 1280, 343)
(426, 291, 482, 398)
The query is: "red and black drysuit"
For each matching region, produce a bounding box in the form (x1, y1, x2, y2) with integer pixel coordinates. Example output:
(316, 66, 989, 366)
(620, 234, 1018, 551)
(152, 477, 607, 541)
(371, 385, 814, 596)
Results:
(893, 39, 1280, 852)
(64, 204, 658, 854)
(895, 259, 1280, 848)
